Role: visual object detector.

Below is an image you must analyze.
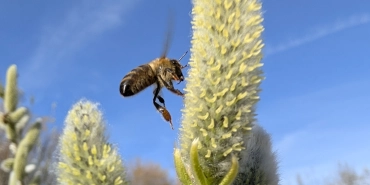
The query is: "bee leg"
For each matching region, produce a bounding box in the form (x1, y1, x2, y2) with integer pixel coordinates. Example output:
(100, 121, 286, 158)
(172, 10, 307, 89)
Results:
(153, 101, 173, 129)
(157, 71, 184, 98)
(153, 83, 166, 107)
(153, 90, 173, 129)
(157, 96, 165, 106)
(168, 87, 184, 97)
(163, 79, 184, 97)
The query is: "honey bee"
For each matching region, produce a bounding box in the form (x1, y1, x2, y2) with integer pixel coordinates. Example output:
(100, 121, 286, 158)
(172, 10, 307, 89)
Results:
(119, 21, 188, 130)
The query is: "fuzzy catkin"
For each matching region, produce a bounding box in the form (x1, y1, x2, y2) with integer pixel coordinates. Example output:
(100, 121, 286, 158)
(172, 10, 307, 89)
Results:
(4, 64, 18, 113)
(0, 82, 4, 98)
(233, 124, 279, 185)
(10, 121, 42, 185)
(57, 100, 127, 185)
(177, 0, 265, 183)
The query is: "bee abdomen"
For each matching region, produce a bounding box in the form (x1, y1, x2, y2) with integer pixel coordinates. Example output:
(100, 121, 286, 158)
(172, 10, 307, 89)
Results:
(120, 82, 135, 96)
(120, 64, 156, 97)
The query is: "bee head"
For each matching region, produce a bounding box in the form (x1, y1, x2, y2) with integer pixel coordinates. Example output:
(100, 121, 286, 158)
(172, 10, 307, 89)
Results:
(170, 59, 187, 83)
(169, 51, 188, 84)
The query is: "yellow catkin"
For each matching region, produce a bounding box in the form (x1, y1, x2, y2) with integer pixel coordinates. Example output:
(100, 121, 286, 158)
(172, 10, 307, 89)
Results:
(177, 0, 265, 183)
(221, 46, 227, 55)
(234, 20, 240, 31)
(223, 117, 229, 128)
(223, 30, 229, 38)
(88, 156, 93, 166)
(235, 110, 242, 120)
(58, 100, 127, 184)
(197, 112, 209, 120)
(205, 150, 211, 158)
(237, 92, 248, 100)
(106, 145, 111, 153)
(232, 124, 241, 132)
(208, 119, 215, 129)
(215, 105, 223, 114)
(211, 63, 221, 71)
(225, 70, 233, 80)
(228, 56, 237, 65)
(75, 155, 81, 161)
(215, 8, 221, 19)
(222, 132, 232, 139)
(205, 95, 217, 103)
(223, 148, 233, 157)
(71, 133, 78, 141)
(85, 129, 91, 136)
(228, 13, 235, 23)
(200, 89, 207, 98)
(230, 81, 237, 91)
(207, 57, 215, 65)
(59, 162, 68, 169)
(211, 78, 221, 86)
(239, 63, 247, 73)
(109, 165, 115, 172)
(86, 171, 92, 179)
(73, 143, 79, 152)
(91, 145, 97, 155)
(194, 105, 203, 112)
(217, 88, 229, 97)
(211, 138, 217, 148)
(241, 77, 248, 86)
(226, 97, 237, 106)
(200, 128, 208, 136)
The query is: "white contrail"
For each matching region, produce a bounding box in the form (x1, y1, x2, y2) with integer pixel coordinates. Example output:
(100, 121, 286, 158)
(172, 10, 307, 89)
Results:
(264, 13, 370, 57)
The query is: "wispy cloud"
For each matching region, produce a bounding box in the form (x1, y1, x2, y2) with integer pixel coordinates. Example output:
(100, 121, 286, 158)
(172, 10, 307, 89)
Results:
(20, 0, 137, 90)
(276, 124, 370, 185)
(264, 80, 370, 185)
(264, 13, 370, 56)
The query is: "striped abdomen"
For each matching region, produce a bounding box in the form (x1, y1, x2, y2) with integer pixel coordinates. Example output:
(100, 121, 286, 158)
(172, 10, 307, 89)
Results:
(120, 64, 157, 97)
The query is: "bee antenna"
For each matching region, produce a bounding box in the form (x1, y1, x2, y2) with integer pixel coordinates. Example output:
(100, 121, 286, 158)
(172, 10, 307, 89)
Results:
(178, 51, 188, 61)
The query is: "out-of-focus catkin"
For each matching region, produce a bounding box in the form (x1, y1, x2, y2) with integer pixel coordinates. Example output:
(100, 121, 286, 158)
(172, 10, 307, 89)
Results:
(234, 124, 279, 184)
(57, 100, 127, 185)
(4, 65, 18, 113)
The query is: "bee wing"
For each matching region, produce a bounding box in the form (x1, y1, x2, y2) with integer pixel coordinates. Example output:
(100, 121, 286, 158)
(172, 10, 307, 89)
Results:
(160, 11, 175, 59)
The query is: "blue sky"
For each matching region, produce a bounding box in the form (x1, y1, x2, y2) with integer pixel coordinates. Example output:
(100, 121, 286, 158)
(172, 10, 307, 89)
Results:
(1, 0, 370, 184)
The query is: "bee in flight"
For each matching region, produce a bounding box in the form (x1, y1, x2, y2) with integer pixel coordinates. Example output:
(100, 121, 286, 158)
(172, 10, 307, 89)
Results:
(119, 20, 188, 130)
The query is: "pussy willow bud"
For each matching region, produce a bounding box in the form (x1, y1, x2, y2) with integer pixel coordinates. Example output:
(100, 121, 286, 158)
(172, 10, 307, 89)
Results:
(57, 100, 127, 185)
(176, 0, 265, 184)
